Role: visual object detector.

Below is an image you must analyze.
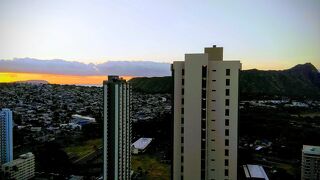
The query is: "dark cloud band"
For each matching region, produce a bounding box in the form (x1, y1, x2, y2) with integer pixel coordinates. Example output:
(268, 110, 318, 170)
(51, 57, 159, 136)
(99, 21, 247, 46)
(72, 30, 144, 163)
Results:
(0, 58, 171, 77)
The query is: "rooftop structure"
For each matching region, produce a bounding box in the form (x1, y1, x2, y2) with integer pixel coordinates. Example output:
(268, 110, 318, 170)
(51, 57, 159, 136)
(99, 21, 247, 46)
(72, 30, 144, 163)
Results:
(302, 145, 320, 155)
(71, 114, 96, 125)
(243, 164, 269, 180)
(132, 138, 152, 154)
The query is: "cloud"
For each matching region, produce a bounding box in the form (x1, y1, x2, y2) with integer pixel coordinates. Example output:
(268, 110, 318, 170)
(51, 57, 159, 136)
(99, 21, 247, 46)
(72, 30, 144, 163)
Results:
(0, 58, 171, 77)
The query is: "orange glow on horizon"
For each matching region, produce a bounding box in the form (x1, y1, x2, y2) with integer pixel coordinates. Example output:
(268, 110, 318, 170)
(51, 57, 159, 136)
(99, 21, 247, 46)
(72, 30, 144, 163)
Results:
(0, 72, 133, 85)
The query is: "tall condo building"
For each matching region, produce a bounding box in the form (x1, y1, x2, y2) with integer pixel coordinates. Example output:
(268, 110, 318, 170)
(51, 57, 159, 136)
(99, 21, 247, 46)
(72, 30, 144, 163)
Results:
(0, 108, 13, 165)
(301, 145, 320, 180)
(172, 46, 241, 180)
(103, 76, 131, 180)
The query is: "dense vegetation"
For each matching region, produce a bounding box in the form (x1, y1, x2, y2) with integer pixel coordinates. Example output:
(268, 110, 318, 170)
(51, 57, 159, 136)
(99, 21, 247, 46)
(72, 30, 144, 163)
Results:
(130, 63, 320, 98)
(240, 63, 320, 98)
(129, 76, 172, 94)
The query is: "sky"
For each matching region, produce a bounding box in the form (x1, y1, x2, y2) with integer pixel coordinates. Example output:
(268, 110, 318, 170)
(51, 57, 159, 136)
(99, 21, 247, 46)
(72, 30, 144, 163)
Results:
(0, 0, 319, 84)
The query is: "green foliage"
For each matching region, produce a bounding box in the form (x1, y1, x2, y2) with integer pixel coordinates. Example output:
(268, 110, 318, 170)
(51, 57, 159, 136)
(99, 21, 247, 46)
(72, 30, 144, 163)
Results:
(240, 63, 320, 98)
(129, 76, 172, 94)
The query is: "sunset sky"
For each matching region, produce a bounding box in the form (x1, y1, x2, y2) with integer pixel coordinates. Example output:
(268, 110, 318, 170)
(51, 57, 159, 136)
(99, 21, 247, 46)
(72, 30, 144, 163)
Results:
(0, 0, 319, 84)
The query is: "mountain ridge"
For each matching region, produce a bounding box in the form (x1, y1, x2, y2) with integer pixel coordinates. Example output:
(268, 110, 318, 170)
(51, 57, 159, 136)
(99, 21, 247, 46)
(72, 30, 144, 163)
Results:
(129, 63, 320, 98)
(14, 80, 49, 84)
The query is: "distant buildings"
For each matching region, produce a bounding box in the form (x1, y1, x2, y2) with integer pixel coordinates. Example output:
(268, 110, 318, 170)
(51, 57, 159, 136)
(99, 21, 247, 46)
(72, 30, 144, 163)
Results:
(103, 76, 131, 180)
(1, 152, 35, 180)
(0, 108, 13, 165)
(172, 46, 241, 180)
(301, 145, 320, 180)
(132, 138, 152, 154)
(243, 164, 269, 180)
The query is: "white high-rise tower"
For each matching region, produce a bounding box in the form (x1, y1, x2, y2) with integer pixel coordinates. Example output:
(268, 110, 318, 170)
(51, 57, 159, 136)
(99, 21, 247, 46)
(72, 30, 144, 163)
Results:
(103, 76, 131, 180)
(172, 46, 241, 180)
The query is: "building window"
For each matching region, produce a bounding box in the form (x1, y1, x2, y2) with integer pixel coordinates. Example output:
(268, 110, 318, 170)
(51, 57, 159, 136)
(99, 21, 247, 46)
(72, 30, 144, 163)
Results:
(181, 137, 184, 143)
(225, 139, 229, 146)
(181, 156, 184, 163)
(202, 89, 206, 98)
(181, 108, 184, 114)
(182, 98, 184, 104)
(225, 159, 229, 166)
(181, 147, 184, 153)
(182, 79, 184, 85)
(202, 67, 207, 77)
(202, 109, 206, 118)
(202, 100, 207, 108)
(225, 119, 229, 126)
(225, 129, 229, 136)
(202, 80, 206, 88)
(181, 166, 184, 172)
(225, 109, 229, 116)
(225, 99, 230, 106)
(201, 170, 206, 180)
(181, 127, 184, 133)
(181, 118, 184, 124)
(226, 69, 230, 76)
(225, 149, 229, 156)
(201, 120, 206, 128)
(182, 69, 185, 75)
(226, 79, 230, 86)
(201, 140, 206, 149)
(182, 88, 184, 95)
(226, 89, 230, 96)
(201, 130, 206, 138)
(225, 169, 229, 176)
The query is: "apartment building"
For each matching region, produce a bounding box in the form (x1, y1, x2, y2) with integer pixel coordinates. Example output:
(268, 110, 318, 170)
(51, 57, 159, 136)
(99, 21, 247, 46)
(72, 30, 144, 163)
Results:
(301, 145, 320, 180)
(103, 76, 131, 180)
(172, 46, 241, 180)
(1, 152, 35, 180)
(0, 108, 13, 165)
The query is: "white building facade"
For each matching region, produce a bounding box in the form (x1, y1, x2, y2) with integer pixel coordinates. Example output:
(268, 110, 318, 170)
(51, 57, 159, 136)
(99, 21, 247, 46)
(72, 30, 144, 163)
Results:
(172, 46, 241, 180)
(1, 152, 35, 180)
(103, 76, 131, 180)
(301, 145, 320, 180)
(0, 108, 13, 165)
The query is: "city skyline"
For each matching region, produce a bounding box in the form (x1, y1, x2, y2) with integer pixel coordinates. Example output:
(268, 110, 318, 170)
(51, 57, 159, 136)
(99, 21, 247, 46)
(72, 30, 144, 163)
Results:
(0, 0, 319, 84)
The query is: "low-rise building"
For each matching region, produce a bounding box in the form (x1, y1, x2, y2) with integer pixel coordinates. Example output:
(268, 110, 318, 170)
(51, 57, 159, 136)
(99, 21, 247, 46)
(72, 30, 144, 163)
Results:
(243, 164, 269, 180)
(71, 114, 96, 126)
(1, 152, 35, 180)
(132, 138, 152, 154)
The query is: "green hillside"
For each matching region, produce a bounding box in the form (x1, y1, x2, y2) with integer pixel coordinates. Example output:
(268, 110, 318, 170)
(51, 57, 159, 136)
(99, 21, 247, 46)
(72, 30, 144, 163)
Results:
(129, 63, 320, 98)
(129, 76, 172, 94)
(240, 63, 320, 98)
